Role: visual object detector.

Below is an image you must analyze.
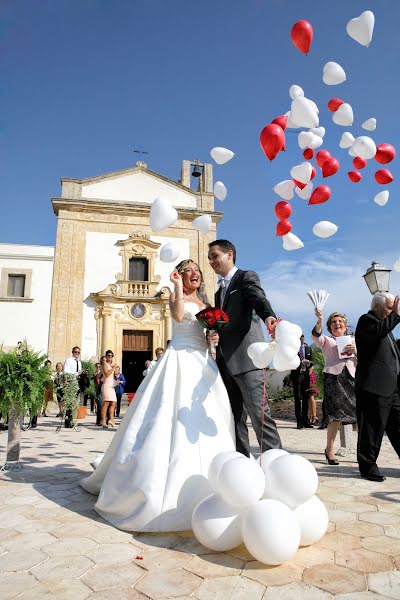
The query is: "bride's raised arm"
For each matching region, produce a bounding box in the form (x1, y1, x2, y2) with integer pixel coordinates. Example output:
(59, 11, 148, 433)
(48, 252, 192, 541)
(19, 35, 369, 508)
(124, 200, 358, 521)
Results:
(169, 269, 185, 323)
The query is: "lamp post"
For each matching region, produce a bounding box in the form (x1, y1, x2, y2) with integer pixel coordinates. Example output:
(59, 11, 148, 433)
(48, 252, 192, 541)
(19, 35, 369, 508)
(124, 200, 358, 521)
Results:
(362, 261, 391, 295)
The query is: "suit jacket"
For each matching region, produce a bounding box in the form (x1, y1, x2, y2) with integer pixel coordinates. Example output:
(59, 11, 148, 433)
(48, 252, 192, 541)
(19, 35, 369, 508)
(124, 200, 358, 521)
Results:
(215, 269, 276, 375)
(291, 344, 312, 381)
(355, 310, 400, 397)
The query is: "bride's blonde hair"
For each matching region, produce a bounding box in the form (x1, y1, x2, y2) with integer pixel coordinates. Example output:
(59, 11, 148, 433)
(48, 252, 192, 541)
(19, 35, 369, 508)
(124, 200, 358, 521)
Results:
(175, 259, 209, 305)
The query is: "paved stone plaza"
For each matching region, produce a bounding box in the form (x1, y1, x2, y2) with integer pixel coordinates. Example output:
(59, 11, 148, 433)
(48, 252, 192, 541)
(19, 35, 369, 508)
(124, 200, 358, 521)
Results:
(0, 406, 399, 600)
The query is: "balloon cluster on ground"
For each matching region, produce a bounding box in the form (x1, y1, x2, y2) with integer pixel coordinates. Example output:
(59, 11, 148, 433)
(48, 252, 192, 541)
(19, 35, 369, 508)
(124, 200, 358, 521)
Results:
(192, 449, 328, 565)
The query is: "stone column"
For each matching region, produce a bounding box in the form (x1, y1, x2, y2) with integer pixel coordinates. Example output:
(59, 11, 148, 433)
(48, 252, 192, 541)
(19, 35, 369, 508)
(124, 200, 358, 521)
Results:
(101, 311, 112, 355)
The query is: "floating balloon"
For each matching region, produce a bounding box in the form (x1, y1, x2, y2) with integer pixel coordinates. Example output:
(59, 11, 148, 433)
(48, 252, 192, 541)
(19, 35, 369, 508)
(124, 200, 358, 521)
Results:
(303, 148, 314, 160)
(264, 454, 318, 507)
(374, 190, 389, 206)
(308, 134, 323, 149)
(276, 219, 292, 237)
(294, 496, 329, 547)
(323, 61, 346, 85)
(290, 161, 312, 184)
(352, 136, 376, 160)
(353, 157, 367, 169)
(192, 493, 242, 551)
(290, 97, 319, 128)
(282, 232, 304, 251)
(312, 221, 338, 238)
(310, 165, 316, 180)
(394, 258, 400, 272)
(289, 84, 304, 99)
(192, 214, 212, 234)
(150, 196, 178, 232)
(293, 179, 306, 190)
(339, 132, 355, 149)
(290, 20, 313, 54)
(247, 342, 275, 369)
(362, 118, 377, 131)
(210, 147, 235, 165)
(332, 103, 353, 126)
(214, 181, 227, 201)
(284, 111, 300, 129)
(375, 143, 396, 164)
(322, 157, 339, 178)
(260, 124, 285, 161)
(216, 457, 265, 507)
(160, 241, 181, 263)
(271, 115, 288, 131)
(327, 98, 344, 112)
(309, 185, 331, 205)
(275, 201, 292, 220)
(273, 180, 295, 200)
(298, 131, 314, 150)
(208, 451, 242, 490)
(375, 169, 393, 185)
(295, 182, 313, 200)
(346, 10, 375, 47)
(309, 126, 325, 138)
(316, 150, 331, 168)
(348, 170, 362, 183)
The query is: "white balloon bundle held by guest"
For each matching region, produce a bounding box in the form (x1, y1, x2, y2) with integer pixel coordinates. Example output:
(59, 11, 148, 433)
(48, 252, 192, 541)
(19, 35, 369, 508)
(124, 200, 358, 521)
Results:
(312, 308, 357, 465)
(81, 259, 235, 532)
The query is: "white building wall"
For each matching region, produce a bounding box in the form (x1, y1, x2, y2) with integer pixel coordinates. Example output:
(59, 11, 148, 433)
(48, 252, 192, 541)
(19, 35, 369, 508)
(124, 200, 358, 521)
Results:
(0, 244, 54, 354)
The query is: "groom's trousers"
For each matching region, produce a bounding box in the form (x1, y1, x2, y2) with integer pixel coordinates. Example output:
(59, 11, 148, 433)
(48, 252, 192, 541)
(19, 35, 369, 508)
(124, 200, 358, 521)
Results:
(218, 359, 282, 457)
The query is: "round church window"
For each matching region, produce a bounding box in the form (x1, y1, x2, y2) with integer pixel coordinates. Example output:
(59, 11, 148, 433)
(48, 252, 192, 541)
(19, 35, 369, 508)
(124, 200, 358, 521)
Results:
(131, 303, 146, 318)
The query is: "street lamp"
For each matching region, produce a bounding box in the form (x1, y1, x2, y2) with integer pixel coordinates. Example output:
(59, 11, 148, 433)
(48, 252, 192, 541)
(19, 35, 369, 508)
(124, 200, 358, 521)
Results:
(362, 261, 391, 295)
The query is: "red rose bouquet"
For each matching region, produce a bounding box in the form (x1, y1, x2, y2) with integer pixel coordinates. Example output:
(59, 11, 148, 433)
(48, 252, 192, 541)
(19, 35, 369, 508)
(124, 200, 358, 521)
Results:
(196, 307, 230, 352)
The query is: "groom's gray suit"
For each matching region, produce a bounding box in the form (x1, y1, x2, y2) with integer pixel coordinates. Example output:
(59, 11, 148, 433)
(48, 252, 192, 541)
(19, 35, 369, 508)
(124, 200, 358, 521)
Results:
(215, 269, 282, 456)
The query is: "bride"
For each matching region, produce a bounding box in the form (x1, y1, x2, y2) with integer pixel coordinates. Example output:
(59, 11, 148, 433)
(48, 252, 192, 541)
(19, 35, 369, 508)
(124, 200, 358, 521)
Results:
(81, 259, 235, 532)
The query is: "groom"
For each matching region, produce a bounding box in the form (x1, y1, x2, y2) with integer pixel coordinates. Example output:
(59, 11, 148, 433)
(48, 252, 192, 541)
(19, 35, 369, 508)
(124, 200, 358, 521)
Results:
(208, 239, 282, 456)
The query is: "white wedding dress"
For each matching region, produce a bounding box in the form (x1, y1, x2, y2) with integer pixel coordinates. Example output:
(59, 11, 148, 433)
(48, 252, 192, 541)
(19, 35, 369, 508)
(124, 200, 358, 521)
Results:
(81, 302, 235, 532)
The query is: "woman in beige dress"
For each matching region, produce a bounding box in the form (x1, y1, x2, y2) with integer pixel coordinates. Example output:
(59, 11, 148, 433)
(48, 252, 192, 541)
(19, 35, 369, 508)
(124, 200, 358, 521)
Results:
(100, 351, 117, 429)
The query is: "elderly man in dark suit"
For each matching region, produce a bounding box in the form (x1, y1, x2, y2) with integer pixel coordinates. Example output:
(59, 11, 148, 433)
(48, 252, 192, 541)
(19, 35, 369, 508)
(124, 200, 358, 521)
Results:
(208, 239, 282, 457)
(291, 335, 313, 429)
(355, 291, 400, 482)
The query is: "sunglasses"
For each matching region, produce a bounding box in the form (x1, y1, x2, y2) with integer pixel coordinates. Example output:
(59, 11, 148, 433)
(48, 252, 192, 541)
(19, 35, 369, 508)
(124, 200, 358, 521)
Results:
(73, 351, 80, 354)
(106, 354, 114, 357)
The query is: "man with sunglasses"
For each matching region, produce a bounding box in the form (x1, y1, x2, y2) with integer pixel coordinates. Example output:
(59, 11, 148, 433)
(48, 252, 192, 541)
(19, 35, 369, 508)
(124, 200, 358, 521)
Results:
(63, 346, 82, 427)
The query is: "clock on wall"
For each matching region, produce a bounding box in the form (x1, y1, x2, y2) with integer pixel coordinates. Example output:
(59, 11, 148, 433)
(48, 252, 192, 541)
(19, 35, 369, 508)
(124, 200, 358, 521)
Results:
(131, 303, 146, 318)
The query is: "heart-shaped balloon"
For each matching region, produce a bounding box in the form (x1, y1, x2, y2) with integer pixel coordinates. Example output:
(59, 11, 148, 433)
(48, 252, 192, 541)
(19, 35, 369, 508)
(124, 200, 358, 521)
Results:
(282, 232, 304, 251)
(348, 170, 362, 183)
(309, 127, 325, 138)
(327, 98, 344, 112)
(316, 150, 331, 168)
(394, 258, 400, 272)
(348, 147, 357, 157)
(271, 115, 288, 131)
(192, 214, 212, 234)
(322, 157, 340, 178)
(150, 197, 178, 232)
(298, 131, 314, 150)
(353, 157, 367, 170)
(332, 103, 353, 126)
(214, 181, 227, 201)
(290, 162, 312, 184)
(312, 221, 338, 238)
(210, 147, 235, 165)
(290, 97, 319, 128)
(374, 191, 389, 206)
(295, 182, 314, 200)
(309, 185, 331, 205)
(362, 118, 376, 131)
(375, 169, 394, 185)
(309, 134, 323, 149)
(352, 136, 377, 160)
(346, 10, 375, 47)
(289, 85, 304, 99)
(260, 124, 285, 161)
(273, 180, 295, 200)
(276, 219, 292, 237)
(339, 132, 355, 149)
(323, 62, 346, 85)
(284, 111, 300, 129)
(160, 241, 181, 263)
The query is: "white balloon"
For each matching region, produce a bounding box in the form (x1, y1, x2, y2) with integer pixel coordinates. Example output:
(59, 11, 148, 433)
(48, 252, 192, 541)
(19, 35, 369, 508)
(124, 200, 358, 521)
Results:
(282, 232, 304, 251)
(214, 181, 227, 201)
(150, 196, 178, 232)
(159, 241, 181, 263)
(309, 126, 325, 138)
(352, 136, 377, 160)
(216, 456, 265, 507)
(294, 495, 329, 546)
(346, 10, 375, 47)
(247, 342, 275, 369)
(273, 179, 295, 200)
(275, 320, 302, 342)
(362, 118, 377, 132)
(284, 111, 300, 129)
(290, 162, 312, 184)
(242, 499, 301, 565)
(275, 343, 299, 363)
(295, 182, 313, 200)
(308, 134, 323, 149)
(208, 451, 243, 491)
(348, 147, 357, 157)
(192, 493, 242, 551)
(290, 97, 319, 128)
(258, 449, 288, 475)
(272, 352, 300, 372)
(332, 103, 353, 126)
(289, 84, 304, 99)
(339, 132, 355, 149)
(210, 147, 234, 165)
(192, 214, 212, 234)
(298, 131, 314, 150)
(312, 221, 338, 239)
(264, 454, 318, 507)
(374, 190, 389, 207)
(323, 61, 346, 85)
(394, 258, 400, 273)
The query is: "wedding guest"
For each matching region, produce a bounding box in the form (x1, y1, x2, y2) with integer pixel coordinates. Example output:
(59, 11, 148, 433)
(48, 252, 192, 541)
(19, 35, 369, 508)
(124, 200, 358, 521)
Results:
(64, 347, 82, 427)
(146, 347, 165, 375)
(54, 362, 64, 417)
(114, 366, 126, 417)
(290, 335, 313, 429)
(307, 365, 319, 425)
(94, 361, 104, 426)
(355, 292, 400, 482)
(142, 359, 152, 377)
(100, 351, 117, 429)
(312, 308, 357, 465)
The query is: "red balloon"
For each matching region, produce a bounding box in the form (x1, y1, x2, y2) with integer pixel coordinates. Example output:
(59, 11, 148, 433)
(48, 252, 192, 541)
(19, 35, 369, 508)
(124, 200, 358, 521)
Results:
(310, 165, 317, 180)
(353, 157, 367, 170)
(348, 170, 362, 183)
(291, 20, 313, 54)
(276, 219, 292, 237)
(271, 115, 288, 131)
(260, 124, 285, 161)
(316, 150, 332, 168)
(274, 201, 292, 220)
(308, 185, 331, 205)
(303, 148, 314, 160)
(375, 143, 396, 164)
(322, 157, 340, 178)
(375, 169, 394, 184)
(293, 178, 307, 190)
(327, 98, 344, 112)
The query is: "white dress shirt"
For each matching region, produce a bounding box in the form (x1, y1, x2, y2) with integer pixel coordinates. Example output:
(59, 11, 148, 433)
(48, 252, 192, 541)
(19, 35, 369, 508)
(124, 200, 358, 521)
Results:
(220, 266, 238, 304)
(64, 356, 82, 375)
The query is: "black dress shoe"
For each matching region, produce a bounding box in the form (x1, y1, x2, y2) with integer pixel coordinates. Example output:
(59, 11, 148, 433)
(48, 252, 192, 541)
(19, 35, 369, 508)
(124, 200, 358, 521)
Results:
(303, 422, 314, 428)
(318, 423, 327, 429)
(325, 449, 339, 465)
(361, 473, 386, 482)
(296, 423, 304, 429)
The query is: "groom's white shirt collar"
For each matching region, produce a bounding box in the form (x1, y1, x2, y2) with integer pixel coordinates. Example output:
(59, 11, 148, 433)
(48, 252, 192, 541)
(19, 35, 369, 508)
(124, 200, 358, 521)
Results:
(221, 266, 238, 284)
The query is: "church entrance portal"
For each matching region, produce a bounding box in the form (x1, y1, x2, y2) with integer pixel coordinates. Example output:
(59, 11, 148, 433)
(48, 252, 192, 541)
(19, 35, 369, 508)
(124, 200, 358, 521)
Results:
(122, 330, 153, 392)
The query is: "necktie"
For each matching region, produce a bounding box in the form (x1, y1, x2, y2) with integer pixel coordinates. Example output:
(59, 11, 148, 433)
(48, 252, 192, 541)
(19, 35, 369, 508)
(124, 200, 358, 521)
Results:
(299, 345, 305, 361)
(76, 360, 79, 373)
(388, 334, 400, 374)
(219, 277, 226, 305)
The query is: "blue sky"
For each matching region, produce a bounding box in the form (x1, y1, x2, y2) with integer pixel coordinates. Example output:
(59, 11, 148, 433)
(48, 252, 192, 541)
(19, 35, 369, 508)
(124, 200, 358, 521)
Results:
(1, 0, 399, 338)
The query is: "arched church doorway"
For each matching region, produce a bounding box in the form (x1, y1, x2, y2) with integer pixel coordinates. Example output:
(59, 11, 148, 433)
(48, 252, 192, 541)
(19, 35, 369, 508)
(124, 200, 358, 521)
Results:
(122, 330, 153, 392)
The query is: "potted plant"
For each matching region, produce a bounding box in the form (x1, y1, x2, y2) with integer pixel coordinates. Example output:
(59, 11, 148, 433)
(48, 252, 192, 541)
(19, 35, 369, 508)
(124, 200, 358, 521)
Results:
(60, 373, 79, 428)
(0, 341, 51, 470)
